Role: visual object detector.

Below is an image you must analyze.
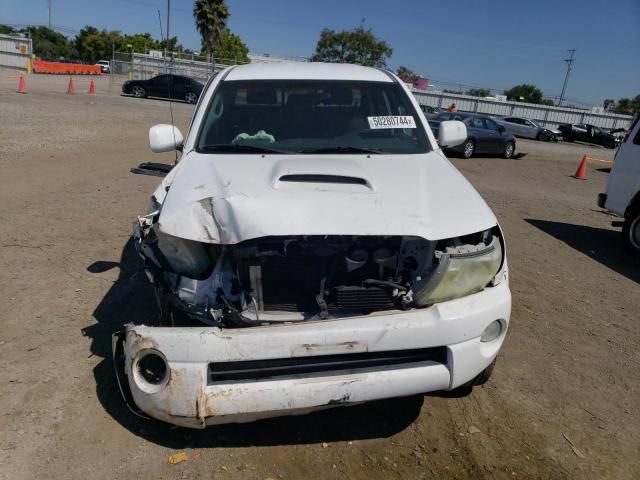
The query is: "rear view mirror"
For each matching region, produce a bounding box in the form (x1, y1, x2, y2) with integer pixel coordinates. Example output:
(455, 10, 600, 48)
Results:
(149, 124, 184, 153)
(438, 120, 467, 148)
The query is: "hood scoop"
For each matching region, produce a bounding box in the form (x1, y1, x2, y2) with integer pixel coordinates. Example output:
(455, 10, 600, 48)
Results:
(279, 174, 368, 186)
(271, 158, 375, 193)
(274, 173, 373, 192)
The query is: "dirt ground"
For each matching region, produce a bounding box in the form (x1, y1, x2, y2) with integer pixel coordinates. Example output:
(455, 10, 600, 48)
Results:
(1, 74, 638, 480)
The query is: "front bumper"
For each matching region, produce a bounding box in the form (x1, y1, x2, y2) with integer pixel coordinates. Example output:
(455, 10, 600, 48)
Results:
(115, 282, 511, 428)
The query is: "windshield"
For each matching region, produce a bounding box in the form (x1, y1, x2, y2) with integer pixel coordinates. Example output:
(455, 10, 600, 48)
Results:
(196, 80, 430, 154)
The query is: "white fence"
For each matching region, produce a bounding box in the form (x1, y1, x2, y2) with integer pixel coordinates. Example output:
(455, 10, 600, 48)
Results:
(113, 52, 237, 82)
(109, 51, 635, 130)
(0, 34, 32, 71)
(413, 90, 633, 130)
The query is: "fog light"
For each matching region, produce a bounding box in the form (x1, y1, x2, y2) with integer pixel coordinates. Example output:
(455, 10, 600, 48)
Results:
(136, 350, 168, 385)
(481, 319, 504, 342)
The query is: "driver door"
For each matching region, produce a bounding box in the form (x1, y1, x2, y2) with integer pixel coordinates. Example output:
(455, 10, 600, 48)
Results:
(484, 118, 505, 152)
(149, 75, 170, 98)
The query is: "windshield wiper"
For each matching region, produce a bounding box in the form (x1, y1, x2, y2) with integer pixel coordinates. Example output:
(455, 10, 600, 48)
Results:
(200, 144, 293, 154)
(299, 146, 383, 154)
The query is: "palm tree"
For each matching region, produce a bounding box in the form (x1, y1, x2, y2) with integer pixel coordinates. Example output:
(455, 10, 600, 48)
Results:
(193, 0, 229, 63)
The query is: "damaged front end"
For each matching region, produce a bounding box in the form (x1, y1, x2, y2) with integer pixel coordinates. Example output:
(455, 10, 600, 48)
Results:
(133, 212, 503, 326)
(112, 211, 508, 428)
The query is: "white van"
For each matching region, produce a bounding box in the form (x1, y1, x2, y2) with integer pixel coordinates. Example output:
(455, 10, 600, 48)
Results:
(599, 116, 640, 255)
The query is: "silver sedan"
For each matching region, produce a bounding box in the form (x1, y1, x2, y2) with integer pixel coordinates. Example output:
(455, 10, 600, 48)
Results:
(498, 117, 560, 141)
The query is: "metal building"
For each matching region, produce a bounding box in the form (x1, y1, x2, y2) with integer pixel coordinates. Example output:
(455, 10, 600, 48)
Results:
(0, 34, 32, 72)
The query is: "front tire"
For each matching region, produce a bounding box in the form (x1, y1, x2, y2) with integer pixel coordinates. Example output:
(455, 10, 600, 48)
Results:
(503, 141, 515, 159)
(132, 86, 146, 98)
(462, 139, 475, 158)
(623, 209, 640, 257)
(450, 358, 497, 395)
(473, 358, 497, 385)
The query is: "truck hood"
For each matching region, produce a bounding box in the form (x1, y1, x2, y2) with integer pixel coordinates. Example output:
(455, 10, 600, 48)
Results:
(157, 151, 497, 244)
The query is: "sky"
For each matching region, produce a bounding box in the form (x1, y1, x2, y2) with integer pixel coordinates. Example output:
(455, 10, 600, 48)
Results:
(2, 0, 639, 106)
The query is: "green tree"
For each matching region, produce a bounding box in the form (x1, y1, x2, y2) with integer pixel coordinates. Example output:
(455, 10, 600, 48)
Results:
(504, 84, 543, 104)
(193, 0, 229, 61)
(396, 66, 418, 84)
(629, 94, 640, 115)
(615, 98, 631, 115)
(75, 25, 100, 59)
(122, 32, 161, 53)
(540, 99, 555, 106)
(466, 88, 491, 97)
(25, 26, 77, 59)
(311, 27, 392, 68)
(603, 99, 615, 111)
(212, 29, 249, 63)
(0, 24, 16, 34)
(159, 36, 182, 54)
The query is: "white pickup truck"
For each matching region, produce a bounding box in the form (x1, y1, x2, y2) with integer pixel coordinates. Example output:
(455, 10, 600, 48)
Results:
(599, 116, 640, 255)
(95, 59, 110, 73)
(114, 62, 511, 428)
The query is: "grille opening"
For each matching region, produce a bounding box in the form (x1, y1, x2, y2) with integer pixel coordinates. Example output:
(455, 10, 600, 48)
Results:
(208, 347, 447, 383)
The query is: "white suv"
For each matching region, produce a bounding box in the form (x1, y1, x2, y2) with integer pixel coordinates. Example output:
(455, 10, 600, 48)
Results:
(114, 63, 511, 428)
(599, 116, 640, 255)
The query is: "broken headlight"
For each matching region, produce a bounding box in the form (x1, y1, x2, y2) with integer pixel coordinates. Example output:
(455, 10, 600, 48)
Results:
(155, 228, 213, 279)
(411, 232, 503, 306)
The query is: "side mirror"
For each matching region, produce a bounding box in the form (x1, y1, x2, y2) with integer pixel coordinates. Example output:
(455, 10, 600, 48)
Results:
(498, 124, 506, 133)
(149, 124, 184, 153)
(439, 120, 467, 148)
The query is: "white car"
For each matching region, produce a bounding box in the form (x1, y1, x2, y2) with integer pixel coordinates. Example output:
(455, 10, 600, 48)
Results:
(599, 116, 640, 255)
(95, 59, 110, 73)
(114, 62, 511, 428)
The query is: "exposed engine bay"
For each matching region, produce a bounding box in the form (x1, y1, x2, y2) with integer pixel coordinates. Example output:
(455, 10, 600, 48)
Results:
(134, 213, 503, 328)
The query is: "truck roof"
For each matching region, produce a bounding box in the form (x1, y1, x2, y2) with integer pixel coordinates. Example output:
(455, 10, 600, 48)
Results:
(224, 62, 394, 83)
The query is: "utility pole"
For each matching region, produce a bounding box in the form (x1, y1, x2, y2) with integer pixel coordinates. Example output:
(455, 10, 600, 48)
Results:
(48, 0, 51, 28)
(558, 49, 576, 107)
(166, 0, 170, 57)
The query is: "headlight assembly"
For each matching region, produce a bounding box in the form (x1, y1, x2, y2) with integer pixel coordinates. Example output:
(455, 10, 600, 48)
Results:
(412, 232, 503, 306)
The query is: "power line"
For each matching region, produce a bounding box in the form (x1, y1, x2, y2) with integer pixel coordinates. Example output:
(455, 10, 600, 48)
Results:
(558, 49, 576, 107)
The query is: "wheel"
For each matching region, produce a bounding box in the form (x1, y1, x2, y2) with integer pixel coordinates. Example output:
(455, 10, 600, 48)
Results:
(462, 139, 475, 158)
(473, 358, 497, 386)
(623, 209, 640, 257)
(605, 140, 616, 149)
(503, 141, 515, 159)
(449, 358, 497, 395)
(132, 86, 146, 98)
(185, 91, 198, 104)
(537, 131, 552, 142)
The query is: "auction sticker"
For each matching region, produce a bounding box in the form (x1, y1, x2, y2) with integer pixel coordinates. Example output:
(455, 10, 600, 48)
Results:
(367, 116, 416, 129)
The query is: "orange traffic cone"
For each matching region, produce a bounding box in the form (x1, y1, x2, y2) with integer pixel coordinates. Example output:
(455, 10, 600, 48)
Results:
(573, 155, 589, 180)
(17, 74, 27, 94)
(67, 77, 75, 95)
(89, 79, 95, 95)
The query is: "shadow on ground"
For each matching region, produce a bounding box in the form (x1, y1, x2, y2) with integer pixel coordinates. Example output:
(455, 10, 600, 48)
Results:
(83, 238, 424, 448)
(526, 219, 640, 284)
